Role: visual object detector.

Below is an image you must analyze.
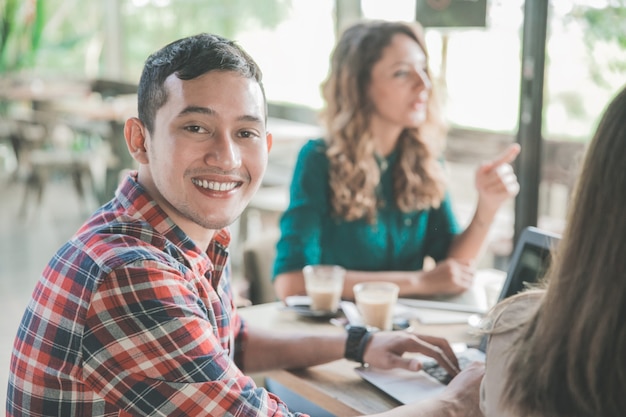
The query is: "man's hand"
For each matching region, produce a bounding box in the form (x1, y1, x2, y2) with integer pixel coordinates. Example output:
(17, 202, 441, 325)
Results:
(363, 330, 461, 377)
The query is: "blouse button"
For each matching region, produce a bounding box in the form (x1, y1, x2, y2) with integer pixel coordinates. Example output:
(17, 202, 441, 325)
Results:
(404, 218, 412, 226)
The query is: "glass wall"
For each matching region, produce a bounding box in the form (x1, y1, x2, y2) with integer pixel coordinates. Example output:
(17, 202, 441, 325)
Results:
(5, 0, 622, 139)
(235, 0, 336, 110)
(2, 0, 625, 234)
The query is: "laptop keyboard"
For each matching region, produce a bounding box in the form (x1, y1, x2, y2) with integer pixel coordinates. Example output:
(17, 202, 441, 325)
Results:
(421, 356, 474, 385)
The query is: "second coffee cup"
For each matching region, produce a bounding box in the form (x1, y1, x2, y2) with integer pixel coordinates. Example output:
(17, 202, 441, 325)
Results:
(353, 281, 399, 331)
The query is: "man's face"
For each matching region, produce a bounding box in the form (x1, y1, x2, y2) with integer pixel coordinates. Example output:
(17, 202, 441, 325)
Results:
(134, 70, 269, 244)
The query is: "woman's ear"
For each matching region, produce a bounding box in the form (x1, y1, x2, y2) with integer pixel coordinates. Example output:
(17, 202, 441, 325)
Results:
(266, 131, 273, 153)
(124, 117, 149, 164)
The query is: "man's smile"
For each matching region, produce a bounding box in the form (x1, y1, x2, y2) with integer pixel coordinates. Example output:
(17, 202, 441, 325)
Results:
(191, 178, 241, 192)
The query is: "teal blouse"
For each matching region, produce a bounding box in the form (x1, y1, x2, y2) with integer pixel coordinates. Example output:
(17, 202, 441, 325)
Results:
(272, 139, 461, 279)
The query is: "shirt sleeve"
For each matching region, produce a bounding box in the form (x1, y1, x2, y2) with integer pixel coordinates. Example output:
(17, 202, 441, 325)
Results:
(82, 261, 304, 416)
(480, 292, 542, 417)
(272, 139, 329, 278)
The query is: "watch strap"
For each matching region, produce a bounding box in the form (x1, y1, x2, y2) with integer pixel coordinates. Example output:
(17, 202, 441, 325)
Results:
(344, 325, 371, 364)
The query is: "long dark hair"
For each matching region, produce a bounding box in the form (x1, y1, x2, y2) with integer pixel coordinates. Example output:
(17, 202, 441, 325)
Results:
(502, 85, 626, 416)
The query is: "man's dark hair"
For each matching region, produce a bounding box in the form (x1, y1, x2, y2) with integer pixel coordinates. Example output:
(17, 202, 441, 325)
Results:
(137, 33, 265, 134)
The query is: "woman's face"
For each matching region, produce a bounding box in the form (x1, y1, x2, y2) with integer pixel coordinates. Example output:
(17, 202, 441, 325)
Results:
(368, 33, 431, 132)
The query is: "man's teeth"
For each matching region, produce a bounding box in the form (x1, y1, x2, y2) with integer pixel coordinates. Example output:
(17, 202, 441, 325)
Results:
(192, 179, 238, 191)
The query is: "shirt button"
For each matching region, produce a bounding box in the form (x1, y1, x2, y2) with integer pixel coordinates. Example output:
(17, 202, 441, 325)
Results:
(404, 218, 412, 226)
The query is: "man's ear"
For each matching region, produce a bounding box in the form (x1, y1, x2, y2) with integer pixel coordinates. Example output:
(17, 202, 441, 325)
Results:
(266, 131, 273, 153)
(124, 117, 149, 164)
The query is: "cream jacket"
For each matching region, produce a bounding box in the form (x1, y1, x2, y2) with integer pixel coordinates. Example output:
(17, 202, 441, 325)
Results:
(479, 291, 543, 416)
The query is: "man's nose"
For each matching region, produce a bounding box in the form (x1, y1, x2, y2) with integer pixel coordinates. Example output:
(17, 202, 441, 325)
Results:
(204, 132, 242, 170)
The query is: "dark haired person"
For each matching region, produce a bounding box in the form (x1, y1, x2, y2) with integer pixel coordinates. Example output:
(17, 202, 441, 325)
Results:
(8, 32, 483, 417)
(481, 85, 626, 416)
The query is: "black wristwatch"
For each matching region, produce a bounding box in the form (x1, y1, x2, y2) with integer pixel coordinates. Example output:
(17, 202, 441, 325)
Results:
(344, 325, 372, 365)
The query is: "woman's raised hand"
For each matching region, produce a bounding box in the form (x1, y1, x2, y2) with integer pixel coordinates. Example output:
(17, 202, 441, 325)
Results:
(474, 143, 521, 213)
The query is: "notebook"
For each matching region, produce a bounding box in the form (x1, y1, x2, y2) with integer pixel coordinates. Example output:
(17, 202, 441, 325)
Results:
(356, 226, 561, 405)
(396, 273, 496, 315)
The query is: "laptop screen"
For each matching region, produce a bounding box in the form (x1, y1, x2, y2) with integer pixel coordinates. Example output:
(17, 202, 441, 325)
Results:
(500, 240, 553, 299)
(497, 226, 560, 302)
(476, 226, 560, 353)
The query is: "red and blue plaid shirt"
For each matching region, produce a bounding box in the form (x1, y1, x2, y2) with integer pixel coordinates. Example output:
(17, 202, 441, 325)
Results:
(7, 172, 300, 416)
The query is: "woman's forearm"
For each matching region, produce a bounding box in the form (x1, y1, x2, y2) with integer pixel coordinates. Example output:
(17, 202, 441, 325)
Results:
(448, 200, 498, 261)
(274, 268, 442, 301)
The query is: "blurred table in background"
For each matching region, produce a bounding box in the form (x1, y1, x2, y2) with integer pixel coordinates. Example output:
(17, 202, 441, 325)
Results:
(0, 77, 138, 208)
(52, 95, 137, 203)
(1, 76, 324, 218)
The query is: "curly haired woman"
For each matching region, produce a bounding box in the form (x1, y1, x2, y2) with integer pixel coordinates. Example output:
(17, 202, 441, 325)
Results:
(272, 20, 520, 301)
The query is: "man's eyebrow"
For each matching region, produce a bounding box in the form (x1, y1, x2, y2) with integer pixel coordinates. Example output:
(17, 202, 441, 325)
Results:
(178, 106, 215, 117)
(238, 114, 264, 124)
(178, 106, 264, 124)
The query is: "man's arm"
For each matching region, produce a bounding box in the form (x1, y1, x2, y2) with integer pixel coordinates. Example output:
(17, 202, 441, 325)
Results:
(84, 263, 296, 416)
(241, 328, 345, 373)
(242, 327, 485, 417)
(241, 327, 461, 376)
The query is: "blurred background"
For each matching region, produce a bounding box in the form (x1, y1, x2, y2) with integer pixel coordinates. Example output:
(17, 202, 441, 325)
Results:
(1, 0, 625, 406)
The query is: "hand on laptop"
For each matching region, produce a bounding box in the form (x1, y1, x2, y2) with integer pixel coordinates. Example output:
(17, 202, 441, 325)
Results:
(379, 361, 485, 417)
(363, 331, 461, 377)
(440, 361, 485, 417)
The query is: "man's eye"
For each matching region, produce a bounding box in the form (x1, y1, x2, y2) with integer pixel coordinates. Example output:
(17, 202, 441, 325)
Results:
(184, 125, 207, 133)
(238, 130, 259, 139)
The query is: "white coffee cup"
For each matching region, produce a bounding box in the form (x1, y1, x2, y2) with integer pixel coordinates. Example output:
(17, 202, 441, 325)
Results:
(484, 279, 502, 309)
(353, 282, 399, 331)
(303, 265, 345, 313)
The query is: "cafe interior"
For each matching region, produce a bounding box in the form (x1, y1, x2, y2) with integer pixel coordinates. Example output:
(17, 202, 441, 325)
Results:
(0, 0, 622, 413)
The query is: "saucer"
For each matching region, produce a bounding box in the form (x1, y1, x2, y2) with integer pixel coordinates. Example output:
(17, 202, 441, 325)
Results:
(283, 305, 339, 319)
(283, 295, 340, 319)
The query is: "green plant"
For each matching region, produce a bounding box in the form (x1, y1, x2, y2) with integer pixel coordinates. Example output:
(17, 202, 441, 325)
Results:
(567, 1, 626, 88)
(0, 0, 46, 73)
(121, 0, 293, 79)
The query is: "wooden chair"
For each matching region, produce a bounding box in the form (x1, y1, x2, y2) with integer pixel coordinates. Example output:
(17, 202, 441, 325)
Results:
(13, 116, 100, 218)
(242, 228, 281, 305)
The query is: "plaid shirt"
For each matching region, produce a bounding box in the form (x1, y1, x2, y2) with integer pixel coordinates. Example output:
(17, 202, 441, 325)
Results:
(7, 172, 301, 417)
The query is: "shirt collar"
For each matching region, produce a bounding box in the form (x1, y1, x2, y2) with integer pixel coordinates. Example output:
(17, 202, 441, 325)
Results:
(115, 171, 231, 278)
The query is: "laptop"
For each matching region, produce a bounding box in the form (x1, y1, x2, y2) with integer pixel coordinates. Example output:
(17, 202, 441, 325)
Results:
(356, 226, 561, 404)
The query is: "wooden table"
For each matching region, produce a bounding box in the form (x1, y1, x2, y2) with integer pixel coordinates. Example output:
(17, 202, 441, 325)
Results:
(238, 302, 482, 416)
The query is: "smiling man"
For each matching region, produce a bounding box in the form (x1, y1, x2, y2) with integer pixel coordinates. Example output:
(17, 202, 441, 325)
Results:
(7, 33, 484, 417)
(127, 69, 269, 248)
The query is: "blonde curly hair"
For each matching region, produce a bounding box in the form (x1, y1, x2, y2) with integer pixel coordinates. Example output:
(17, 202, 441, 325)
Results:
(321, 20, 447, 223)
